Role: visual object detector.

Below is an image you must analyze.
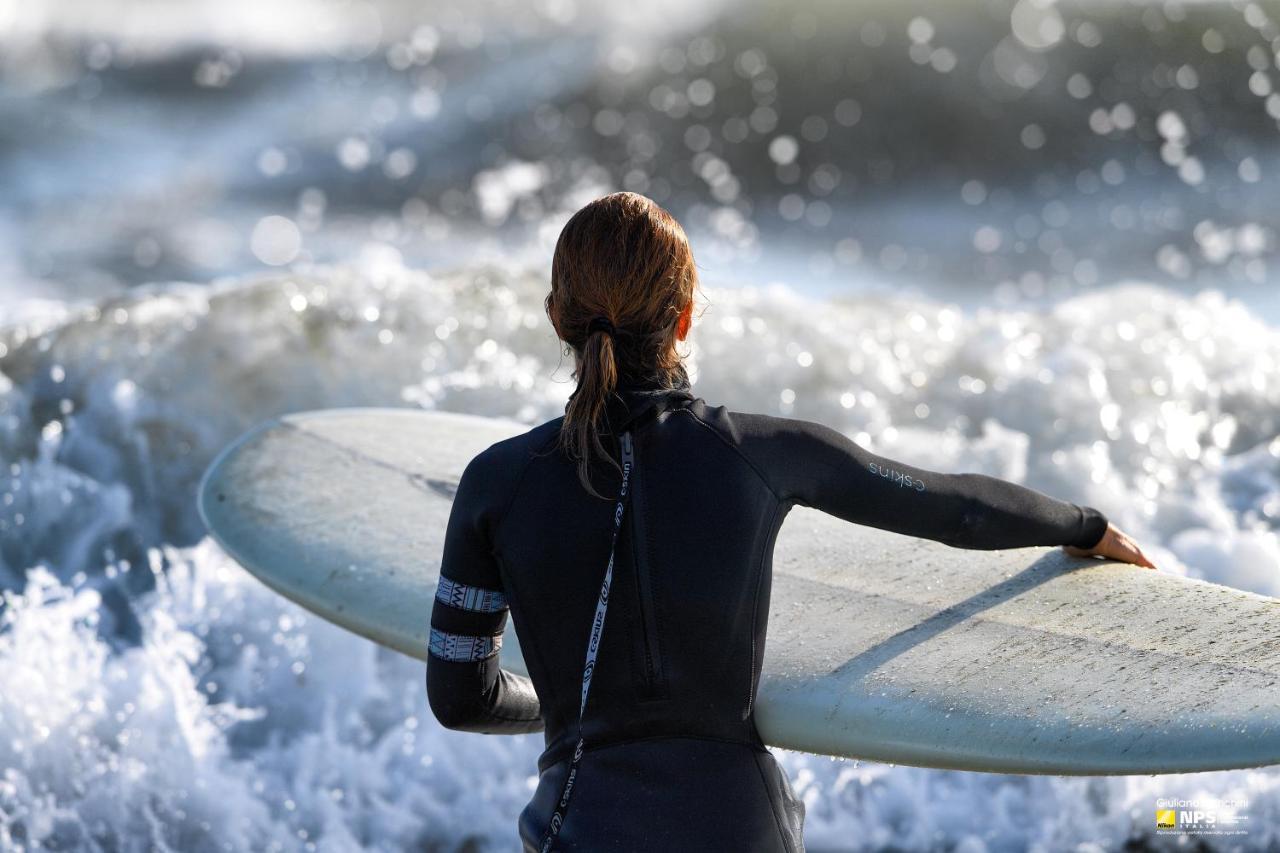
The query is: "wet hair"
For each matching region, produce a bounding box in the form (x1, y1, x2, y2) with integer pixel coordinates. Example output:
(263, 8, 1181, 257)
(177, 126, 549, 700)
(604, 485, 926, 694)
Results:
(545, 192, 699, 500)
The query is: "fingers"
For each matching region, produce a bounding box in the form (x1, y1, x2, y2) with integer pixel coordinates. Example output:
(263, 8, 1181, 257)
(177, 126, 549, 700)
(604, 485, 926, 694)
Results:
(1125, 547, 1155, 570)
(1062, 525, 1161, 572)
(1115, 531, 1159, 571)
(1120, 532, 1160, 571)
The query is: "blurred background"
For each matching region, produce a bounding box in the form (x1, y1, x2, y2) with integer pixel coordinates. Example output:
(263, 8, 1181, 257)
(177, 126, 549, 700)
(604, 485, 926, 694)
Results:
(1, 0, 1278, 850)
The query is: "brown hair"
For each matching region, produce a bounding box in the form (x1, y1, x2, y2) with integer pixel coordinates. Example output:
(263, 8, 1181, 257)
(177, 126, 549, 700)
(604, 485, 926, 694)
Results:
(545, 192, 699, 500)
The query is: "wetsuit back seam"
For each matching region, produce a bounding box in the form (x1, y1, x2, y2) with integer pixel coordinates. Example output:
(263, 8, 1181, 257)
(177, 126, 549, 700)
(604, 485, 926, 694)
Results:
(745, 498, 784, 720)
(676, 407, 783, 502)
(504, 430, 562, 529)
(487, 430, 558, 736)
(750, 749, 797, 853)
(486, 550, 547, 726)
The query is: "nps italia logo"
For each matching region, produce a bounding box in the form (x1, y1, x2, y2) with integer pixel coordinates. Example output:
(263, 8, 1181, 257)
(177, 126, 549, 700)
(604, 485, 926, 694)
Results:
(1154, 797, 1250, 837)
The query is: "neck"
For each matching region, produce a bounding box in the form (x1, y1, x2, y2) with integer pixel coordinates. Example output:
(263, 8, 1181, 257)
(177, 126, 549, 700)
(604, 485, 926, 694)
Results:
(563, 366, 693, 418)
(615, 367, 691, 393)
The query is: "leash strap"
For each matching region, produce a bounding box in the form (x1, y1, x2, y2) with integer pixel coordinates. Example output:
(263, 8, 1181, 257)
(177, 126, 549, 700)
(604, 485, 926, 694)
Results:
(538, 430, 635, 853)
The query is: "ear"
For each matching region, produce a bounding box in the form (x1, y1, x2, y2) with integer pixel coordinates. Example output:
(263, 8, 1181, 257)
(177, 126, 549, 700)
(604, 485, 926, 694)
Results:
(676, 302, 693, 341)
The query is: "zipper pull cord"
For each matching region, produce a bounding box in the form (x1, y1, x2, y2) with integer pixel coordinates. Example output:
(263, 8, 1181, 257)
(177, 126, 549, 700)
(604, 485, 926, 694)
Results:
(539, 430, 635, 853)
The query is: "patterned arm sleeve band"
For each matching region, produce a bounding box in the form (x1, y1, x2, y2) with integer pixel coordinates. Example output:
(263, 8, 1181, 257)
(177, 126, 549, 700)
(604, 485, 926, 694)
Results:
(429, 628, 502, 662)
(436, 576, 509, 612)
(428, 578, 508, 662)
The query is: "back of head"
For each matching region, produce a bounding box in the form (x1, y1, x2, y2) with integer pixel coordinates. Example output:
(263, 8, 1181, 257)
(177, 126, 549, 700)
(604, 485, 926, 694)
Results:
(546, 192, 699, 500)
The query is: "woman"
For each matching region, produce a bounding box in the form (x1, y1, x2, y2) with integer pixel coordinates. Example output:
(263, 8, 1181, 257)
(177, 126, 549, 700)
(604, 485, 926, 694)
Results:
(425, 192, 1156, 852)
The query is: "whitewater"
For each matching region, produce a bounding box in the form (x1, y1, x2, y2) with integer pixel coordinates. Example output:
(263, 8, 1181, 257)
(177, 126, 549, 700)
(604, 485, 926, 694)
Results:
(5, 0, 1280, 845)
(2, 252, 1279, 851)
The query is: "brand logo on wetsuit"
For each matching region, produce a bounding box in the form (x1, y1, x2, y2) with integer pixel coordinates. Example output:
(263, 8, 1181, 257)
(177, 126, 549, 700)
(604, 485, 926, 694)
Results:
(868, 462, 926, 491)
(618, 454, 632, 503)
(588, 607, 606, 652)
(560, 766, 577, 805)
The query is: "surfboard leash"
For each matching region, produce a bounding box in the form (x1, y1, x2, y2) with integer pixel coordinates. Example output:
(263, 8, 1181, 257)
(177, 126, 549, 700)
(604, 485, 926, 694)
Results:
(538, 429, 635, 853)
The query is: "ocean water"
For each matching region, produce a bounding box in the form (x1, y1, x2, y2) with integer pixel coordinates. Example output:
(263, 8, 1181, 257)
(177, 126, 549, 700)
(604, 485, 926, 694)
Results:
(4, 258, 1280, 851)
(2, 0, 1280, 850)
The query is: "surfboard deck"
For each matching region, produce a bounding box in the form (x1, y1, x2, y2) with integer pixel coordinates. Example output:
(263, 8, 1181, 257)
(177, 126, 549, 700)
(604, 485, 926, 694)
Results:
(197, 408, 1280, 775)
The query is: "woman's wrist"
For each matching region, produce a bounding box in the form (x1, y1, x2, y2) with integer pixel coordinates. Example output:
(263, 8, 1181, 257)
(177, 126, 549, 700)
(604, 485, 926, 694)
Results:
(1073, 506, 1109, 550)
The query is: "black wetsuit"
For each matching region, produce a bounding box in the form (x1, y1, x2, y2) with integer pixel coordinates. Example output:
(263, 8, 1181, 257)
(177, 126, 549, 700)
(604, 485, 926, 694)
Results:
(426, 374, 1109, 852)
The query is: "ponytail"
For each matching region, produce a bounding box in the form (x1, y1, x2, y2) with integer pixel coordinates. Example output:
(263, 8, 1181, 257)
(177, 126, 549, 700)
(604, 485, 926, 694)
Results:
(560, 319, 621, 501)
(546, 191, 700, 501)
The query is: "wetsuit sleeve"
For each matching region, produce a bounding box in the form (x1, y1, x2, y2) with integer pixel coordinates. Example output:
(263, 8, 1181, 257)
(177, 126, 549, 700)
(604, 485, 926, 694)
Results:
(426, 449, 544, 734)
(732, 413, 1109, 550)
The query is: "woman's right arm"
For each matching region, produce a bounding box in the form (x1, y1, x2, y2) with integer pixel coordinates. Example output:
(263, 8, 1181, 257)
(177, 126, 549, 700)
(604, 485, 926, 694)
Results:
(729, 411, 1110, 551)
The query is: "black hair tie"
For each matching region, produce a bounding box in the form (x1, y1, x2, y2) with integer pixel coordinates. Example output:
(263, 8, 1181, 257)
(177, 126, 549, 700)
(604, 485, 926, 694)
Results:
(586, 316, 616, 338)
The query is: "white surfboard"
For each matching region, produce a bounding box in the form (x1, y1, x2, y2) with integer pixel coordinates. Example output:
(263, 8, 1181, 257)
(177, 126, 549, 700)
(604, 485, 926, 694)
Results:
(197, 408, 1280, 775)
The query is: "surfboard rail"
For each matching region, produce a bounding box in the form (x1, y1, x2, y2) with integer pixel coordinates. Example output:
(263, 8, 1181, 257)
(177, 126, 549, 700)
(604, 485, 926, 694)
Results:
(198, 407, 1280, 775)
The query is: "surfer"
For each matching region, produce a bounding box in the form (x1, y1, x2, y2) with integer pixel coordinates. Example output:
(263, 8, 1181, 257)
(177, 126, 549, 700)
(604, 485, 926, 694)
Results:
(426, 192, 1157, 852)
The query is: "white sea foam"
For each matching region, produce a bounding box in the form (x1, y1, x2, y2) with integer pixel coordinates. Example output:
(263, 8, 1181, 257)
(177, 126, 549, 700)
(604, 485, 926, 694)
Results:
(1, 257, 1278, 849)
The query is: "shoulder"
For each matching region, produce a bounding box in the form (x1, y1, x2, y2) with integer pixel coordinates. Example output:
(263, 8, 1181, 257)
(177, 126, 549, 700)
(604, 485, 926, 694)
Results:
(683, 397, 819, 444)
(476, 415, 562, 462)
(678, 398, 821, 498)
(682, 397, 855, 485)
(458, 415, 563, 504)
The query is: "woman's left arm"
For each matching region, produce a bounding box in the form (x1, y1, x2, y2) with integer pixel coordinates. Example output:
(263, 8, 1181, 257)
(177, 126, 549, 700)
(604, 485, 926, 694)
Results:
(426, 450, 543, 734)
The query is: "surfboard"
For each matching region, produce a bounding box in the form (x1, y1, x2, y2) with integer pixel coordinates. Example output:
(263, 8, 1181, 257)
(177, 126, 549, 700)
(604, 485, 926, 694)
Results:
(197, 408, 1280, 775)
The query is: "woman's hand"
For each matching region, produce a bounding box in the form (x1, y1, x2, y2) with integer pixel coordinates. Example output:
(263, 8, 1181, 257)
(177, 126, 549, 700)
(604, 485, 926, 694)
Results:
(1062, 522, 1159, 570)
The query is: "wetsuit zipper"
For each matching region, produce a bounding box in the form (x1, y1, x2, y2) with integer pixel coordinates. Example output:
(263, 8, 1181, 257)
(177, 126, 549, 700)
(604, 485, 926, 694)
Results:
(629, 443, 665, 697)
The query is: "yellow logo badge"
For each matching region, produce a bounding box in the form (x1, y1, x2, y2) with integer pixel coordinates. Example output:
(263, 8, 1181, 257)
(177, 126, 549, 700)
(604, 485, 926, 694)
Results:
(1156, 810, 1177, 829)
